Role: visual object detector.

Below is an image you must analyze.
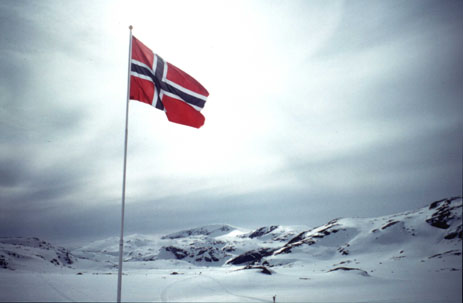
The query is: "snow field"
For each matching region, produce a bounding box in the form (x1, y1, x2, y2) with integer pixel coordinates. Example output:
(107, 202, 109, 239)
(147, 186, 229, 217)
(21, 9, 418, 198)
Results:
(1, 259, 461, 303)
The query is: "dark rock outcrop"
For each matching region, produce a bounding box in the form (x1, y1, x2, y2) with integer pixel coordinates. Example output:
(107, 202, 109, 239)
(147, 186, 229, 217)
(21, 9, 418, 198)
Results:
(444, 225, 462, 240)
(163, 246, 189, 259)
(248, 226, 279, 238)
(227, 248, 275, 265)
(328, 266, 369, 276)
(0, 255, 9, 269)
(381, 220, 400, 230)
(426, 197, 461, 229)
(242, 265, 273, 275)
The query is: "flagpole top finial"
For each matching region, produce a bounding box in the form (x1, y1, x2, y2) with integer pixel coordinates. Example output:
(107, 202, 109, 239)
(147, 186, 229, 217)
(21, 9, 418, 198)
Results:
(129, 25, 133, 30)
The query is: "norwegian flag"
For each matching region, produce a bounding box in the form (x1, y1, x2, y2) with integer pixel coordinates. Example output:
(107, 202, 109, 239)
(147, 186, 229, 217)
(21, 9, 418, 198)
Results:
(129, 36, 209, 128)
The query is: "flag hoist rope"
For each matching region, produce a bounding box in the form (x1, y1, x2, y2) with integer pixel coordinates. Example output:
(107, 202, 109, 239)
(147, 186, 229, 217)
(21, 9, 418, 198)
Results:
(117, 25, 133, 303)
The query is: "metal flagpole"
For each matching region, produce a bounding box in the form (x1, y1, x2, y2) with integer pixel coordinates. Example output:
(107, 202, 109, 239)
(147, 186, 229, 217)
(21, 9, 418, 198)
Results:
(117, 25, 133, 303)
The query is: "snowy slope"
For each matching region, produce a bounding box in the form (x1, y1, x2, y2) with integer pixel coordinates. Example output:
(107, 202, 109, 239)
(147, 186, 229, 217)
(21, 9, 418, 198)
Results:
(0, 197, 461, 302)
(2, 197, 461, 272)
(267, 196, 462, 267)
(0, 237, 74, 272)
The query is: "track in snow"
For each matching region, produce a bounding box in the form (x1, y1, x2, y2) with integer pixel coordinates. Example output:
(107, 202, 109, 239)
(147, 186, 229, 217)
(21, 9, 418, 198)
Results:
(160, 273, 271, 302)
(38, 273, 76, 302)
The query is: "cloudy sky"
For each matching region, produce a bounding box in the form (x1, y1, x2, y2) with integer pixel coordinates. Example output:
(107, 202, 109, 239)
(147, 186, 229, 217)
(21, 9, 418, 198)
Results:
(0, 0, 461, 243)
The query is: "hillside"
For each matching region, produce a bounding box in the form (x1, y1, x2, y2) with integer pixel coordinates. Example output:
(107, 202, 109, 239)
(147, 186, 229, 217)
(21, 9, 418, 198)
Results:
(1, 197, 461, 272)
(0, 197, 461, 302)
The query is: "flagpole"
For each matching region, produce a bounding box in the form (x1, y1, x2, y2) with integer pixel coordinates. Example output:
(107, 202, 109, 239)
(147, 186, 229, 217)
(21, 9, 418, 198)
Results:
(117, 25, 133, 303)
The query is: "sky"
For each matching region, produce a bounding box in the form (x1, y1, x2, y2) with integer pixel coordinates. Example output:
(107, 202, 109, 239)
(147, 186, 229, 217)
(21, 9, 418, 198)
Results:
(0, 0, 462, 244)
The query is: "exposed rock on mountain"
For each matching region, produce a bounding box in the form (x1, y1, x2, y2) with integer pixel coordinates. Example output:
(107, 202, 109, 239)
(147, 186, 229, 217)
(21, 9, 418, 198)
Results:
(158, 244, 229, 264)
(247, 226, 279, 238)
(240, 265, 274, 275)
(227, 248, 275, 265)
(426, 197, 462, 239)
(328, 267, 370, 277)
(161, 224, 235, 239)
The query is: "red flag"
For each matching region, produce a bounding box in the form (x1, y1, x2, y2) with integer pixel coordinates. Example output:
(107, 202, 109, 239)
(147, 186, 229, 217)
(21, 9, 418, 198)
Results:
(129, 36, 209, 128)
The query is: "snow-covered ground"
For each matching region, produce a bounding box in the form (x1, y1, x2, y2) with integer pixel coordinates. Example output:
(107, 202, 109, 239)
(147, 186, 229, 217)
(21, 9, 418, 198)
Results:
(1, 197, 461, 302)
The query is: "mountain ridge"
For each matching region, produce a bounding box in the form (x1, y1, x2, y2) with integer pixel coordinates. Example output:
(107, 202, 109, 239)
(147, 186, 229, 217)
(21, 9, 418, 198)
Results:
(1, 196, 461, 273)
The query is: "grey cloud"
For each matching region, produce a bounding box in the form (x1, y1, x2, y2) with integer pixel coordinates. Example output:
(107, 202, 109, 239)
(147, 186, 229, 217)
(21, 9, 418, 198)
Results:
(0, 1, 105, 59)
(353, 45, 462, 127)
(282, 123, 461, 202)
(317, 0, 462, 57)
(0, 0, 461, 243)
(0, 156, 29, 187)
(0, 4, 89, 142)
(0, 0, 115, 218)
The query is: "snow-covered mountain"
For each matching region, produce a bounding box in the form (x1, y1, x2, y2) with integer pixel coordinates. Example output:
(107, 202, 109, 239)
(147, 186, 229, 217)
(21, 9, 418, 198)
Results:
(1, 197, 461, 302)
(2, 196, 461, 273)
(0, 237, 74, 271)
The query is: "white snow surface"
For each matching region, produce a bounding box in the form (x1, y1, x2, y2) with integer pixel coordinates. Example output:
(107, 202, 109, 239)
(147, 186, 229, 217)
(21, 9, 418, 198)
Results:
(1, 197, 461, 302)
